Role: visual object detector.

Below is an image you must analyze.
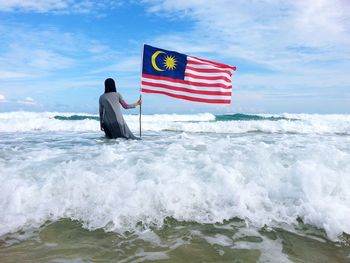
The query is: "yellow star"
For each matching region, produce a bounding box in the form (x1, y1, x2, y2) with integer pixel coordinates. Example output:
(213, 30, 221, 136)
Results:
(163, 55, 177, 70)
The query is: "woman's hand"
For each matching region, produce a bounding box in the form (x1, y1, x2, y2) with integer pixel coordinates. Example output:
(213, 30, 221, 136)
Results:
(137, 99, 142, 106)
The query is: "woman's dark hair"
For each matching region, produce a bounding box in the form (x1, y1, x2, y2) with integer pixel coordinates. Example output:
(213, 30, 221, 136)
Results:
(104, 78, 117, 93)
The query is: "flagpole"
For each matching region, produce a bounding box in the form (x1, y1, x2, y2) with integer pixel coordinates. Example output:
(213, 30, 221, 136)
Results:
(139, 93, 142, 137)
(139, 44, 144, 138)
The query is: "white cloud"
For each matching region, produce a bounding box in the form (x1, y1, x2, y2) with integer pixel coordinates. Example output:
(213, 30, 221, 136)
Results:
(0, 0, 121, 14)
(144, 0, 350, 71)
(92, 56, 141, 74)
(0, 70, 31, 80)
(0, 23, 118, 80)
(21, 97, 36, 105)
(294, 0, 350, 39)
(1, 0, 348, 113)
(0, 94, 38, 106)
(25, 97, 34, 102)
(0, 0, 69, 12)
(0, 41, 76, 80)
(139, 0, 350, 113)
(28, 49, 75, 69)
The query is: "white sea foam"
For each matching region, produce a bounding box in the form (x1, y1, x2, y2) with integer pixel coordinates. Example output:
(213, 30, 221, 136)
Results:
(0, 111, 98, 132)
(0, 112, 350, 242)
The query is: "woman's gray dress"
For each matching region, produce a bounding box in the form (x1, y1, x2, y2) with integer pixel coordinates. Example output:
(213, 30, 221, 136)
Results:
(99, 92, 138, 139)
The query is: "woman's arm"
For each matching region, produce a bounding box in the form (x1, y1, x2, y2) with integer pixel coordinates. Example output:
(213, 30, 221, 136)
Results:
(119, 94, 141, 109)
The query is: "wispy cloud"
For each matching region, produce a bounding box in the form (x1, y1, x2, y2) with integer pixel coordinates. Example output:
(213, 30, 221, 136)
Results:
(144, 0, 350, 70)
(0, 1, 349, 113)
(0, 70, 32, 80)
(0, 93, 39, 111)
(137, 0, 350, 113)
(19, 97, 36, 105)
(0, 23, 118, 80)
(141, 0, 350, 111)
(0, 0, 121, 14)
(92, 56, 141, 74)
(0, 20, 123, 112)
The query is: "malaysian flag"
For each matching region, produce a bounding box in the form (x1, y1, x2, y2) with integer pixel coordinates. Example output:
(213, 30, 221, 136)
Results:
(141, 44, 236, 104)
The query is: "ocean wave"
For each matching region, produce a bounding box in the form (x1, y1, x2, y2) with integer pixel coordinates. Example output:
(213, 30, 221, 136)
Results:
(215, 113, 293, 121)
(0, 131, 349, 241)
(0, 111, 350, 135)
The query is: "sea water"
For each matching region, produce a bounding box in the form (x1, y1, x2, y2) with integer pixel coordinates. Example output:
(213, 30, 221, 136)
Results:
(0, 112, 349, 262)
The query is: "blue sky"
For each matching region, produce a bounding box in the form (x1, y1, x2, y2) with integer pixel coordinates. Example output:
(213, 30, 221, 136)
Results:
(0, 0, 349, 114)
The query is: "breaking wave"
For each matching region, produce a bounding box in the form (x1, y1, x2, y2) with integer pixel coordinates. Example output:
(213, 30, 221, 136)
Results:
(0, 111, 349, 135)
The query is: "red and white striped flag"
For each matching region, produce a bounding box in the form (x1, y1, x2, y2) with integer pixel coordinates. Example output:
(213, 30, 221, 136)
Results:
(141, 45, 236, 104)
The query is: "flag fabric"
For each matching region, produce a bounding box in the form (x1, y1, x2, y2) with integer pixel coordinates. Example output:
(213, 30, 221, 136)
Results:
(141, 44, 236, 104)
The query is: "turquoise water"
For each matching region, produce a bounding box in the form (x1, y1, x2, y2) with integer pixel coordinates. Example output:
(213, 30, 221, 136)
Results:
(215, 113, 292, 122)
(54, 115, 100, 121)
(53, 113, 291, 122)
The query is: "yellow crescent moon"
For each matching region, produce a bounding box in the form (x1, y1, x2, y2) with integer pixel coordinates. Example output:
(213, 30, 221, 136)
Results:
(151, 51, 165, 71)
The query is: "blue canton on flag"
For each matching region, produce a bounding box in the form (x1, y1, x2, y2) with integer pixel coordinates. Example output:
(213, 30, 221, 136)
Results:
(142, 45, 187, 80)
